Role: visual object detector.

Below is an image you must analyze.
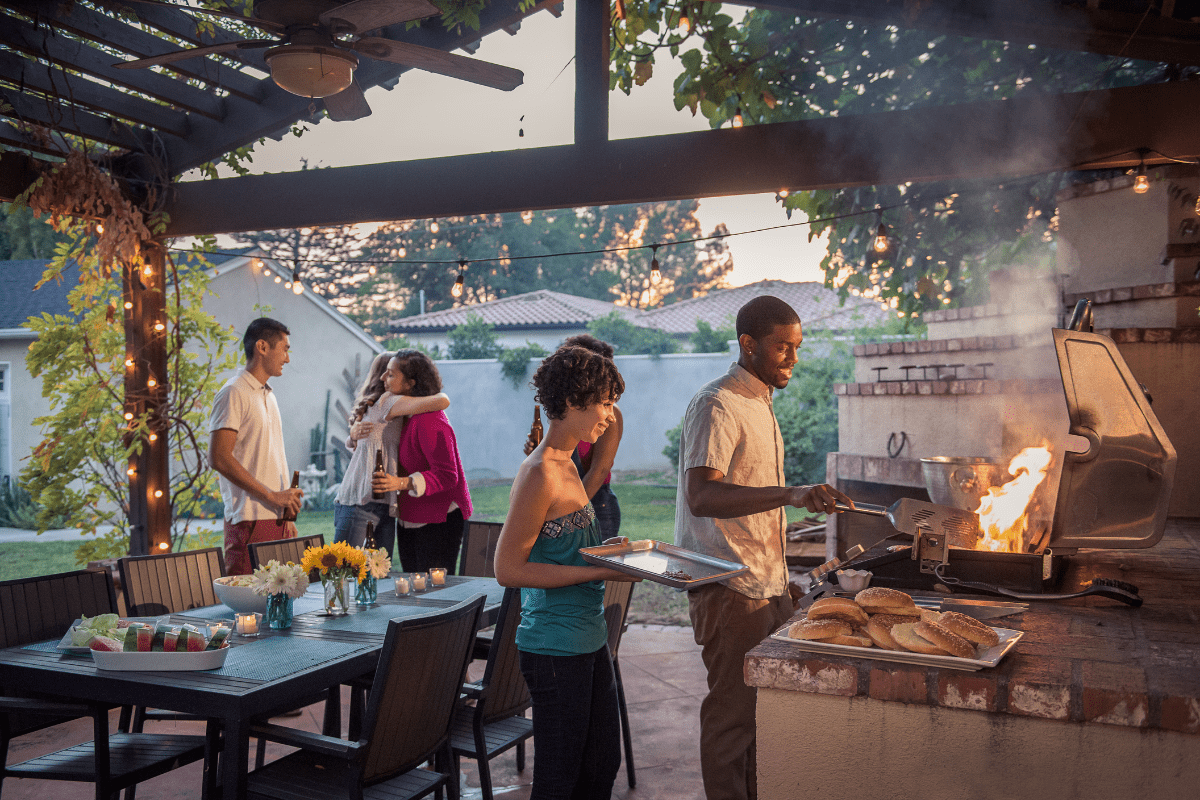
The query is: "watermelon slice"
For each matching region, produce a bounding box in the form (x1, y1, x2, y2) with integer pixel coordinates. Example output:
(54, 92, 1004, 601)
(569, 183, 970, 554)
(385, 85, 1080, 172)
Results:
(150, 622, 169, 652)
(88, 635, 123, 652)
(122, 623, 147, 651)
(185, 629, 206, 652)
(205, 627, 231, 650)
(163, 631, 179, 652)
(137, 626, 154, 652)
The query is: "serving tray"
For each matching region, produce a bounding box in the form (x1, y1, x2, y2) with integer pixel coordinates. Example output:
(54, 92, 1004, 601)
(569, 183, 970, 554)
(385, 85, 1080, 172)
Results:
(579, 540, 748, 589)
(769, 624, 1022, 672)
(91, 648, 230, 671)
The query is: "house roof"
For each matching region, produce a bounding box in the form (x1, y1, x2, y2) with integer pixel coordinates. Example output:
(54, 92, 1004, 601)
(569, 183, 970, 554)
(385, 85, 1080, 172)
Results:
(0, 259, 79, 332)
(639, 280, 894, 334)
(389, 290, 640, 333)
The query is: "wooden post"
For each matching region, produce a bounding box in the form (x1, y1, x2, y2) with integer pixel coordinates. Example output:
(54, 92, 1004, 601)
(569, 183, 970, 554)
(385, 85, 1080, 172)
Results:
(575, 0, 609, 145)
(123, 241, 171, 556)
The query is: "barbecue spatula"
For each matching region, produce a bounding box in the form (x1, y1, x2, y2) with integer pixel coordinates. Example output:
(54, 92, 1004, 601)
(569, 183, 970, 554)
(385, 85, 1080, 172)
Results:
(834, 498, 981, 549)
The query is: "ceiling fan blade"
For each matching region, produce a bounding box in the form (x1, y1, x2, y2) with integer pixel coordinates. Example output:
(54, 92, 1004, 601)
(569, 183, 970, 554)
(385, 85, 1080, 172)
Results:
(112, 40, 274, 70)
(323, 81, 372, 121)
(105, 0, 286, 34)
(352, 38, 523, 91)
(319, 0, 441, 34)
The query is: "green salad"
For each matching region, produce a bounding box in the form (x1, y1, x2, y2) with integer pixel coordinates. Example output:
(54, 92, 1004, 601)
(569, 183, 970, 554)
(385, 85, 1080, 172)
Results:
(70, 613, 127, 647)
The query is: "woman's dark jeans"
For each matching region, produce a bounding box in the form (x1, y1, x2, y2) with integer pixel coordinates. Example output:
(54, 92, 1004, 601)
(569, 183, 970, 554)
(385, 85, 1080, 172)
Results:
(394, 508, 465, 574)
(591, 483, 621, 541)
(333, 501, 395, 557)
(519, 644, 621, 800)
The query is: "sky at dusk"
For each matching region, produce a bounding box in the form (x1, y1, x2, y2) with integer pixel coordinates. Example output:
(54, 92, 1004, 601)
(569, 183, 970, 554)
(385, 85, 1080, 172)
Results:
(201, 2, 829, 288)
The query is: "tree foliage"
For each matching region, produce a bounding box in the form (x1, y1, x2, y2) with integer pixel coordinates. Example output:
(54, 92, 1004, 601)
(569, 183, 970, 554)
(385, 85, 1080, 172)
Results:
(611, 4, 1185, 315)
(587, 311, 678, 356)
(446, 313, 502, 359)
(0, 203, 69, 259)
(690, 319, 735, 353)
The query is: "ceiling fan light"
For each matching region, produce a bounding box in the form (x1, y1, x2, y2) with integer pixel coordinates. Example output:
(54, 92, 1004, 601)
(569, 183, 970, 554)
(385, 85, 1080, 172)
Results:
(265, 45, 357, 98)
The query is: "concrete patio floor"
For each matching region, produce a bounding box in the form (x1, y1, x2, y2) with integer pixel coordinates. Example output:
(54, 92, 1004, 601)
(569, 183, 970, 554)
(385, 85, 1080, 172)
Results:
(3, 624, 706, 800)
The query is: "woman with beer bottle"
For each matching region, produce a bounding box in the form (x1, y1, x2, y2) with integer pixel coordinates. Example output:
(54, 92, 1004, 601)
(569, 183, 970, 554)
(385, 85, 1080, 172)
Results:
(334, 352, 449, 556)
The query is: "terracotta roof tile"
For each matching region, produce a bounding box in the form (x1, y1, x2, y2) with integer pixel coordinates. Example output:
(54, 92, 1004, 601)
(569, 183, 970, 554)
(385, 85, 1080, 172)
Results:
(389, 290, 639, 332)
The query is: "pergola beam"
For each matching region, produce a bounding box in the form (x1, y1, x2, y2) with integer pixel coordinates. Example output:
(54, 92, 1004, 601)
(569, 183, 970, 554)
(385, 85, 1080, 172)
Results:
(165, 80, 1200, 237)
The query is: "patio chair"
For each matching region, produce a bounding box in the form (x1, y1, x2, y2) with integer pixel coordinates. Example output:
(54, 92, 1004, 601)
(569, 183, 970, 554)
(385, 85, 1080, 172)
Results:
(246, 594, 486, 800)
(458, 521, 503, 578)
(0, 569, 218, 800)
(449, 587, 532, 800)
(604, 578, 637, 788)
(248, 534, 325, 572)
(118, 547, 225, 617)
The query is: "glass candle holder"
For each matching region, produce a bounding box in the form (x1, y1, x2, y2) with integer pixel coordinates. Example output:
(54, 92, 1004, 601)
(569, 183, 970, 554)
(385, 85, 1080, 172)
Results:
(234, 612, 261, 636)
(411, 572, 427, 593)
(394, 576, 411, 595)
(429, 567, 447, 587)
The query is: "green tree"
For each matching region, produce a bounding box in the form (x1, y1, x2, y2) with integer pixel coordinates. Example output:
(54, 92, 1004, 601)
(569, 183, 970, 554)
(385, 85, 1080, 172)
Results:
(498, 341, 549, 389)
(690, 319, 736, 353)
(21, 226, 239, 561)
(446, 313, 501, 359)
(611, 4, 1181, 315)
(0, 202, 69, 259)
(587, 311, 677, 356)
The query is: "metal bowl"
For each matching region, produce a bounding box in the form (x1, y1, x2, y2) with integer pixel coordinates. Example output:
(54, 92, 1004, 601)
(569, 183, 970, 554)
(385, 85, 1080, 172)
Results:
(213, 577, 267, 614)
(919, 456, 1011, 512)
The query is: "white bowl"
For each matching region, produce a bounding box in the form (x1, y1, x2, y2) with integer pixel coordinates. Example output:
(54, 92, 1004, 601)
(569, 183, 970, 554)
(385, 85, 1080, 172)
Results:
(836, 569, 873, 592)
(213, 576, 267, 613)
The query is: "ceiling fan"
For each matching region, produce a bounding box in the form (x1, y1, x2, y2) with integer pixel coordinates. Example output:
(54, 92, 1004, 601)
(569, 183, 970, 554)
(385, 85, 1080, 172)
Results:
(109, 0, 524, 121)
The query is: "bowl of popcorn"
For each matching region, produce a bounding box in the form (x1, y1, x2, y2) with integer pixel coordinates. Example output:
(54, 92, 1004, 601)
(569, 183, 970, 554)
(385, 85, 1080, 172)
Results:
(213, 575, 267, 614)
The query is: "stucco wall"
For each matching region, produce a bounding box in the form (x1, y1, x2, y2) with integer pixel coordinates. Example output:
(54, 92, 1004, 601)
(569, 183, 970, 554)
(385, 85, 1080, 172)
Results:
(397, 326, 592, 356)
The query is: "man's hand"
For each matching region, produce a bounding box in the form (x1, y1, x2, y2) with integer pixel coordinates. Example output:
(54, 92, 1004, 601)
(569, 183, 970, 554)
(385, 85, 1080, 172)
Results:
(522, 434, 537, 456)
(788, 483, 854, 514)
(271, 488, 304, 518)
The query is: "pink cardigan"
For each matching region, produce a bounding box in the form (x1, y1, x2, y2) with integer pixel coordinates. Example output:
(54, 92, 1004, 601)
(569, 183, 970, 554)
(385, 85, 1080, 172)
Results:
(396, 410, 473, 524)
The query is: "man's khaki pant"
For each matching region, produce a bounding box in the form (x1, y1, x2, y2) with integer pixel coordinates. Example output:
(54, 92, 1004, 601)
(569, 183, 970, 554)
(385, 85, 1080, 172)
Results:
(689, 584, 793, 800)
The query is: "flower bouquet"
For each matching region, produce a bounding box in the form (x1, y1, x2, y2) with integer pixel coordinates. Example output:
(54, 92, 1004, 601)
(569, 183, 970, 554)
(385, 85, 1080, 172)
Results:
(356, 548, 392, 606)
(249, 560, 310, 629)
(302, 541, 367, 616)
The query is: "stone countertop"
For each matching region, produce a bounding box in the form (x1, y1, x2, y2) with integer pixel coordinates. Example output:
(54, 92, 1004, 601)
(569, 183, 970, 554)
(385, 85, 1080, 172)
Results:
(746, 519, 1200, 735)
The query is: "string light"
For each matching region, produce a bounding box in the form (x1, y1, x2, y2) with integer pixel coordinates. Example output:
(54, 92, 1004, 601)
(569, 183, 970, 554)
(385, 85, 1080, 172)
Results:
(451, 260, 467, 298)
(149, 433, 158, 442)
(522, 210, 534, 224)
(274, 275, 282, 283)
(124, 301, 132, 309)
(368, 265, 377, 275)
(142, 264, 152, 277)
(678, 7, 690, 33)
(291, 268, 304, 294)
(147, 377, 157, 388)
(124, 411, 134, 421)
(732, 107, 744, 128)
(430, 219, 440, 234)
(397, 246, 407, 258)
(96, 223, 104, 235)
(649, 245, 662, 284)
(873, 221, 889, 253)
(158, 542, 169, 550)
(154, 320, 165, 332)
(125, 357, 134, 368)
(154, 489, 163, 498)
(127, 466, 136, 477)
(1133, 162, 1149, 194)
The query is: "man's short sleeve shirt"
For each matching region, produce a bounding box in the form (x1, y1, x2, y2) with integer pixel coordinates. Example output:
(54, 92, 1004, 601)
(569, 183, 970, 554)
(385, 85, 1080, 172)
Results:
(209, 369, 289, 524)
(673, 363, 788, 599)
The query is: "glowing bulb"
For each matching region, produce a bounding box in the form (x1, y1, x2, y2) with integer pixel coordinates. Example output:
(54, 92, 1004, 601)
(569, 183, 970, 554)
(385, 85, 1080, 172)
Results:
(398, 247, 407, 258)
(147, 378, 157, 388)
(158, 542, 169, 550)
(124, 301, 132, 309)
(142, 265, 152, 277)
(149, 433, 158, 442)
(96, 223, 104, 234)
(522, 210, 534, 224)
(873, 223, 889, 253)
(368, 265, 377, 276)
(127, 467, 136, 476)
(430, 220, 440, 234)
(678, 13, 690, 33)
(1134, 173, 1149, 193)
(124, 412, 134, 421)
(451, 274, 464, 298)
(651, 262, 661, 284)
(274, 275, 282, 283)
(125, 357, 134, 368)
(252, 259, 262, 270)
(154, 489, 163, 498)
(1195, 194, 1200, 216)
(292, 280, 303, 294)
(732, 108, 743, 128)
(154, 321, 165, 331)
(778, 188, 789, 198)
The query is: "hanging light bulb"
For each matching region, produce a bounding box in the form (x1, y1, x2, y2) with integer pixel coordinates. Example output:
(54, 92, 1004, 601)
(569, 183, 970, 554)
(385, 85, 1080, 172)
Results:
(96, 223, 104, 235)
(158, 541, 169, 550)
(732, 107, 744, 128)
(678, 7, 691, 33)
(124, 411, 134, 421)
(1133, 159, 1149, 194)
(873, 222, 889, 253)
(154, 489, 163, 498)
(148, 433, 158, 442)
(154, 320, 165, 332)
(291, 268, 304, 294)
(398, 246, 407, 258)
(124, 301, 133, 310)
(127, 466, 136, 477)
(125, 357, 134, 368)
(274, 275, 282, 283)
(650, 245, 662, 284)
(451, 260, 467, 298)
(778, 188, 789, 199)
(430, 219, 440, 234)
(147, 377, 157, 388)
(522, 210, 534, 224)
(368, 265, 377, 276)
(142, 264, 152, 277)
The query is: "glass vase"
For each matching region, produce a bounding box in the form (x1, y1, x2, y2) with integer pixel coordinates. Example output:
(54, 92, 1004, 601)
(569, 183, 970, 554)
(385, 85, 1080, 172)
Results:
(322, 575, 350, 616)
(355, 573, 378, 606)
(264, 593, 293, 630)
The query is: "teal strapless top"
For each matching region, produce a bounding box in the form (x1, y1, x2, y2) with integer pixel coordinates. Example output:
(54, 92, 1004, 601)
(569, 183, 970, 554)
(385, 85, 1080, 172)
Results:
(516, 503, 607, 657)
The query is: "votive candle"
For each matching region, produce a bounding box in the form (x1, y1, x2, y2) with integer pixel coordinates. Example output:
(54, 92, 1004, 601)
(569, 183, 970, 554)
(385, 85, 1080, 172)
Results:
(395, 577, 411, 595)
(429, 567, 446, 586)
(235, 612, 260, 635)
(412, 573, 427, 592)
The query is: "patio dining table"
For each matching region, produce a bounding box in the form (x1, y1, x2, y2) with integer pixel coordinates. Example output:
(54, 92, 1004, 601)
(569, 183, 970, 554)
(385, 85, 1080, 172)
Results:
(0, 574, 504, 800)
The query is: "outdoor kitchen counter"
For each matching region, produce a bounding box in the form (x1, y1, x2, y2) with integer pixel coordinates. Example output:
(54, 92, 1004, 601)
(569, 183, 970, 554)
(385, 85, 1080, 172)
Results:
(748, 518, 1200, 800)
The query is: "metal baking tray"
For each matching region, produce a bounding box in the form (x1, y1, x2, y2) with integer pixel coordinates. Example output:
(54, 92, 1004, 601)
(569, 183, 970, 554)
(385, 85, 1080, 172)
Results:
(579, 540, 749, 589)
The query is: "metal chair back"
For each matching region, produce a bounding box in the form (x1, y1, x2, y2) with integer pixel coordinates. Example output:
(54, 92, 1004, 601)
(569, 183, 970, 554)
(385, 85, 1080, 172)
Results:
(248, 534, 325, 570)
(358, 594, 484, 783)
(459, 521, 503, 577)
(118, 548, 224, 616)
(0, 569, 118, 650)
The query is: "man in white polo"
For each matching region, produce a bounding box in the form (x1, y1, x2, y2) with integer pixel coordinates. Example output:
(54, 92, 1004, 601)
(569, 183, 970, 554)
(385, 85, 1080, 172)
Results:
(208, 317, 303, 575)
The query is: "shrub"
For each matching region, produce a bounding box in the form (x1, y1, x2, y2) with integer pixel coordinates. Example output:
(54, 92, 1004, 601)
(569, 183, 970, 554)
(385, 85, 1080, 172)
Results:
(0, 480, 71, 530)
(498, 341, 549, 389)
(690, 320, 736, 353)
(446, 313, 501, 359)
(587, 311, 677, 357)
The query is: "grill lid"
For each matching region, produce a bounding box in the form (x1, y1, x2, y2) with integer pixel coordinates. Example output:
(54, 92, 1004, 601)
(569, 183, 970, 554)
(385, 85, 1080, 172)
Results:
(1050, 328, 1176, 550)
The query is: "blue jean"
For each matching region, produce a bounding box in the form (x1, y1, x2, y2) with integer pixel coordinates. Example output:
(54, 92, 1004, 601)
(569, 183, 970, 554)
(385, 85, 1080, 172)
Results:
(519, 645, 621, 800)
(333, 501, 396, 558)
(590, 483, 620, 541)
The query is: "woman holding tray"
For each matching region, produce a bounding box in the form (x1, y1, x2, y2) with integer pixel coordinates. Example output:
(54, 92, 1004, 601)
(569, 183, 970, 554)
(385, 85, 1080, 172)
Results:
(494, 345, 637, 800)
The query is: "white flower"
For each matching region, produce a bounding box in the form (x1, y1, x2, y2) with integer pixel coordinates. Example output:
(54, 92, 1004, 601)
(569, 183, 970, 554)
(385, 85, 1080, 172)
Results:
(251, 559, 310, 599)
(365, 549, 392, 580)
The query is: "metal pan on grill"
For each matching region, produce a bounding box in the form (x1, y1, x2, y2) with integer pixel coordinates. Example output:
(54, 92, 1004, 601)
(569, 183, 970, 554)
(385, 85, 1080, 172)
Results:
(579, 540, 748, 589)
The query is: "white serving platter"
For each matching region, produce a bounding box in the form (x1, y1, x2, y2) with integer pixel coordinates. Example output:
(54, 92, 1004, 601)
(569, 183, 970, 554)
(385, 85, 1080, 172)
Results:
(91, 647, 230, 671)
(769, 625, 1023, 672)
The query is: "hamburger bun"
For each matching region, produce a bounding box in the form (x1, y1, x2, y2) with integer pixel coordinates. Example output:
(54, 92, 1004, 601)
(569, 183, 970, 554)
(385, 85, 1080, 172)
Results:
(866, 617, 900, 650)
(914, 620, 976, 659)
(890, 622, 948, 655)
(938, 611, 1001, 648)
(919, 608, 944, 625)
(788, 618, 851, 641)
(807, 597, 868, 627)
(854, 587, 918, 615)
(868, 613, 919, 630)
(827, 633, 873, 648)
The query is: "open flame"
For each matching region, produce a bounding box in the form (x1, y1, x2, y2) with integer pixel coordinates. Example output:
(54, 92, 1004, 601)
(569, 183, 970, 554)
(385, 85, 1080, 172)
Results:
(975, 445, 1053, 553)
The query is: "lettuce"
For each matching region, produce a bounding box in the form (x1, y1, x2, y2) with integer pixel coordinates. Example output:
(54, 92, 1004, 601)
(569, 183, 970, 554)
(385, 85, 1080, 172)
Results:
(70, 613, 123, 647)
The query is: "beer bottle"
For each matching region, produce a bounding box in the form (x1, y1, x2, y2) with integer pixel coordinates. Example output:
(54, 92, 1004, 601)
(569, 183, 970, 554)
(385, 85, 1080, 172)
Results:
(364, 521, 376, 551)
(530, 405, 543, 447)
(280, 470, 300, 522)
(372, 449, 385, 500)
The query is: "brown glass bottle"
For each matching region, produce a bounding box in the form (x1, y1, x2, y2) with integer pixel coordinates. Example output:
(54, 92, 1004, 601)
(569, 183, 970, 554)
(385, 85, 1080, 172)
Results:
(530, 405, 543, 447)
(372, 450, 385, 500)
(280, 470, 300, 522)
(364, 521, 376, 551)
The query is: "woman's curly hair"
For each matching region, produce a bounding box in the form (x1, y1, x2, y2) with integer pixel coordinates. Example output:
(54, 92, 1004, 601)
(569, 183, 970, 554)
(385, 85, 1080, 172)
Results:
(391, 350, 443, 397)
(532, 346, 624, 420)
